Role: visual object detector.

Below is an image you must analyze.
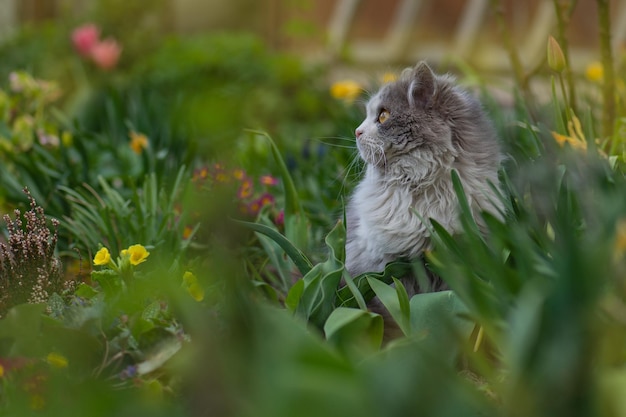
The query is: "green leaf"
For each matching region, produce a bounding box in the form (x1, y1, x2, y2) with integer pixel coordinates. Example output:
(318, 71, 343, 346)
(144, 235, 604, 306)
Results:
(92, 269, 123, 296)
(142, 300, 161, 321)
(366, 277, 411, 336)
(245, 129, 301, 216)
(336, 261, 413, 308)
(136, 336, 182, 375)
(245, 129, 310, 250)
(0, 303, 47, 356)
(235, 219, 313, 275)
(296, 263, 343, 328)
(451, 169, 481, 236)
(324, 307, 383, 354)
(75, 282, 99, 299)
(285, 279, 304, 312)
(409, 290, 473, 363)
(292, 219, 350, 327)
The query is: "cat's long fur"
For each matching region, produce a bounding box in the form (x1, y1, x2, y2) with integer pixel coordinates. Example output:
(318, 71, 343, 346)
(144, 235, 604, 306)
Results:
(345, 62, 503, 293)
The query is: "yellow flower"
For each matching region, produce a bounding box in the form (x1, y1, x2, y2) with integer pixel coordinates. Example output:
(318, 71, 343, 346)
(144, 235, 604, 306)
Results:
(330, 80, 362, 103)
(46, 352, 68, 368)
(547, 36, 566, 73)
(585, 61, 604, 82)
(183, 271, 204, 302)
(0, 363, 4, 378)
(129, 131, 149, 154)
(381, 72, 397, 84)
(93, 247, 111, 266)
(551, 114, 588, 152)
(125, 244, 150, 266)
(551, 132, 587, 151)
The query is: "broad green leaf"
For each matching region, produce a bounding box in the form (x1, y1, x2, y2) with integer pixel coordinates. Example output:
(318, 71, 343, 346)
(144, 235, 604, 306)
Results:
(409, 290, 473, 363)
(297, 263, 343, 328)
(75, 282, 99, 299)
(291, 220, 347, 327)
(92, 269, 123, 297)
(324, 307, 383, 354)
(367, 277, 411, 336)
(336, 261, 413, 308)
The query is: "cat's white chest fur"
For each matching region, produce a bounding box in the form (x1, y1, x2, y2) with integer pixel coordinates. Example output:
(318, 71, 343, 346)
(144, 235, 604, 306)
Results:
(345, 166, 459, 277)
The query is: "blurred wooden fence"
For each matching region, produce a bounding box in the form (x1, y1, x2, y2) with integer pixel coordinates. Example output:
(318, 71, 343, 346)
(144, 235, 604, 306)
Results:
(3, 0, 626, 70)
(322, 0, 626, 70)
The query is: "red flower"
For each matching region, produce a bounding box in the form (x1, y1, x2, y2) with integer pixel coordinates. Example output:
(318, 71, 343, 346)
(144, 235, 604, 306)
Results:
(71, 23, 100, 56)
(90, 38, 122, 71)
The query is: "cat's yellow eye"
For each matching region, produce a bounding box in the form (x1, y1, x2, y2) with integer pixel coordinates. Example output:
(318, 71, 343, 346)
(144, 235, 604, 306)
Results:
(378, 109, 390, 124)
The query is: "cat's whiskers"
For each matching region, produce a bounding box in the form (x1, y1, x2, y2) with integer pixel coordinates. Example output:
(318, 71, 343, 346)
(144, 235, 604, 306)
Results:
(335, 150, 363, 201)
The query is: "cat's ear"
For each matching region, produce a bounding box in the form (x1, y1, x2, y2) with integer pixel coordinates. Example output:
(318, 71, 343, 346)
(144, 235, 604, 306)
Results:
(408, 61, 436, 107)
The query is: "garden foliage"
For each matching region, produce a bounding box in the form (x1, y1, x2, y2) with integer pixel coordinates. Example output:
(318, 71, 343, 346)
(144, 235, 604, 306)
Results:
(0, 1, 625, 416)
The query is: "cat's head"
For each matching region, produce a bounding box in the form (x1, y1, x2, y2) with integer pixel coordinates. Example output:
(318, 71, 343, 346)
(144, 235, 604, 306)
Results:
(355, 62, 496, 172)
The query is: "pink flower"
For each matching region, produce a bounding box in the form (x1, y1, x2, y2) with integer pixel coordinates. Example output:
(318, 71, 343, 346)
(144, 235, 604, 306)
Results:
(237, 178, 254, 199)
(274, 210, 285, 226)
(260, 175, 279, 186)
(90, 38, 122, 70)
(72, 23, 100, 56)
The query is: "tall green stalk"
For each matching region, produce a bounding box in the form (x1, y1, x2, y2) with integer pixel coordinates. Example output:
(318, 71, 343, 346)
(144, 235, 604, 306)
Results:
(553, 0, 578, 115)
(489, 0, 528, 94)
(597, 0, 616, 139)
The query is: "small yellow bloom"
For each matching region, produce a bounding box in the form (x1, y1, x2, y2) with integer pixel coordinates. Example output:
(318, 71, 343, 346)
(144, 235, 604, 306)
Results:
(381, 72, 397, 84)
(129, 131, 149, 154)
(93, 247, 111, 266)
(0, 364, 4, 377)
(551, 132, 587, 151)
(46, 352, 68, 368)
(125, 244, 150, 266)
(551, 114, 588, 152)
(183, 271, 204, 302)
(330, 80, 362, 103)
(232, 169, 245, 180)
(585, 61, 604, 82)
(547, 36, 566, 73)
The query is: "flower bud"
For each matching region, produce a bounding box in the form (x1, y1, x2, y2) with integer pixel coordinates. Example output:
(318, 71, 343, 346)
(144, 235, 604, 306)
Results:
(547, 36, 566, 73)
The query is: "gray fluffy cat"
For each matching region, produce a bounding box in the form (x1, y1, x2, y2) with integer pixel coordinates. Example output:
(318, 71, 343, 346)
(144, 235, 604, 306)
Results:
(345, 62, 503, 293)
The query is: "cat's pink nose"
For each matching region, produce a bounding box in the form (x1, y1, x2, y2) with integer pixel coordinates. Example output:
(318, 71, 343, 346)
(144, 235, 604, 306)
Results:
(355, 128, 363, 139)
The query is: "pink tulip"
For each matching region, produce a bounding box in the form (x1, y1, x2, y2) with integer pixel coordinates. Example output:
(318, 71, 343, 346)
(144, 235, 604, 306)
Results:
(71, 23, 100, 56)
(90, 38, 122, 70)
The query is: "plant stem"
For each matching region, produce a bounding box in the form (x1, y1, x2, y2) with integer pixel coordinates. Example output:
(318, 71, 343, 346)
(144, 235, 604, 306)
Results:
(489, 0, 536, 119)
(597, 0, 616, 139)
(558, 73, 571, 123)
(553, 0, 578, 115)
